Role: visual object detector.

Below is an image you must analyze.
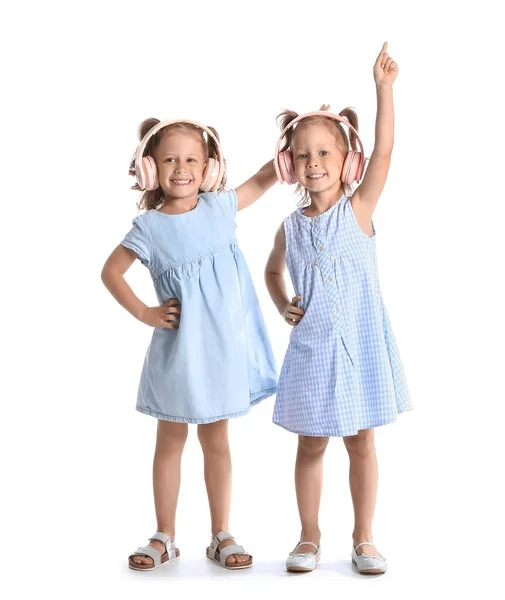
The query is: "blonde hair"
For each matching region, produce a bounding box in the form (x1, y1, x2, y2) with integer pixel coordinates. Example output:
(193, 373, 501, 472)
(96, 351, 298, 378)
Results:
(276, 105, 359, 207)
(129, 118, 227, 211)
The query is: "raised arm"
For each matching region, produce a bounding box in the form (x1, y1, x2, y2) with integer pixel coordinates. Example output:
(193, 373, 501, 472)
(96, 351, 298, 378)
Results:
(352, 42, 398, 225)
(235, 160, 278, 211)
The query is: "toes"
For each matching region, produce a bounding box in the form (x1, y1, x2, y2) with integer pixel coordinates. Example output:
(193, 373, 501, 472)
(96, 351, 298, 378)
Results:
(226, 554, 249, 566)
(131, 555, 153, 566)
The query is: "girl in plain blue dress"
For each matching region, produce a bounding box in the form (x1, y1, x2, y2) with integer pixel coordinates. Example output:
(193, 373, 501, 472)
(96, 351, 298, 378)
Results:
(265, 44, 412, 574)
(102, 118, 277, 570)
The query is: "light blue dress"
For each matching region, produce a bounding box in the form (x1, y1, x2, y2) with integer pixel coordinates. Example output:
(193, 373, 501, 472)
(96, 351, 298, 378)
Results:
(121, 190, 277, 423)
(273, 195, 412, 437)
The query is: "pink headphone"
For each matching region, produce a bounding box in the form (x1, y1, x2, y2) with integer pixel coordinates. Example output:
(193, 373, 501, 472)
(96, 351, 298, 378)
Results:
(134, 119, 225, 192)
(273, 110, 366, 186)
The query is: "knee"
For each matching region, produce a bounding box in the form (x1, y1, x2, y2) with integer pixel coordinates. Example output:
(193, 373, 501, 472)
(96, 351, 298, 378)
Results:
(297, 435, 329, 458)
(156, 422, 188, 454)
(344, 429, 375, 459)
(197, 423, 229, 454)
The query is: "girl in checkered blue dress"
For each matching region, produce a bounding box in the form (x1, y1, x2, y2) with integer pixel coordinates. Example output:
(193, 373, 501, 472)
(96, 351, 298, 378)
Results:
(265, 43, 412, 574)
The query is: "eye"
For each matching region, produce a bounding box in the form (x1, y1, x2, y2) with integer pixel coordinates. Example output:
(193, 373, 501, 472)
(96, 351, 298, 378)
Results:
(187, 158, 197, 163)
(319, 150, 328, 157)
(297, 153, 308, 159)
(165, 157, 176, 163)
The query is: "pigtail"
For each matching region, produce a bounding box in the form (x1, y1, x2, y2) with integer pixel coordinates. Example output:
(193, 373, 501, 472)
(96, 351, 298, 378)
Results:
(206, 125, 220, 159)
(277, 108, 309, 206)
(337, 107, 360, 197)
(128, 117, 161, 185)
(138, 118, 160, 141)
(276, 109, 299, 152)
(206, 125, 227, 191)
(129, 117, 165, 212)
(338, 107, 359, 152)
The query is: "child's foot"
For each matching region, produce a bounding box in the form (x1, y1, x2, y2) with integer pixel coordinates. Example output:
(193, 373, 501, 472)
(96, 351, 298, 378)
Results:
(206, 531, 253, 569)
(217, 537, 251, 566)
(129, 532, 179, 570)
(296, 529, 321, 555)
(286, 539, 321, 572)
(351, 541, 387, 574)
(296, 541, 321, 554)
(130, 539, 165, 567)
(352, 541, 381, 558)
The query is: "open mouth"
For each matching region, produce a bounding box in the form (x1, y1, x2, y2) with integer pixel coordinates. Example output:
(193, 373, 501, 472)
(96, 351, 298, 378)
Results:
(170, 179, 193, 186)
(307, 173, 326, 180)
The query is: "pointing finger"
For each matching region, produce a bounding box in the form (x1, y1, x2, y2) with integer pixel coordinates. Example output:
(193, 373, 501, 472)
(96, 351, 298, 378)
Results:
(376, 41, 388, 66)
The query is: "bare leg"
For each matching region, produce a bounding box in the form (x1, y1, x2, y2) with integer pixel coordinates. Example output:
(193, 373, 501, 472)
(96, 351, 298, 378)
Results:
(130, 420, 188, 566)
(198, 419, 250, 566)
(343, 428, 381, 557)
(293, 435, 330, 553)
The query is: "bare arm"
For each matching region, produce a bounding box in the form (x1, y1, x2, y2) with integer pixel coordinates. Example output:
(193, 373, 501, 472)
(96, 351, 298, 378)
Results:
(235, 160, 278, 211)
(264, 222, 304, 326)
(101, 245, 180, 329)
(352, 42, 398, 229)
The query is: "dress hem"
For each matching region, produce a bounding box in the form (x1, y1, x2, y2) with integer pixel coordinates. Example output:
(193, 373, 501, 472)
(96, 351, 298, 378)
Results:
(273, 405, 413, 437)
(136, 387, 277, 424)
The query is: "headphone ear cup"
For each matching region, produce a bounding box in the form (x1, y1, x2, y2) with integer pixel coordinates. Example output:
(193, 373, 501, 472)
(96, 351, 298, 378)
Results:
(341, 151, 362, 185)
(201, 158, 220, 192)
(278, 150, 296, 185)
(137, 155, 158, 190)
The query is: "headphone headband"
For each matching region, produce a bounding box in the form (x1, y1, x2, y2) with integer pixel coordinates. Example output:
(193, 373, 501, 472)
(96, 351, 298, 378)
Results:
(135, 119, 225, 186)
(274, 110, 365, 183)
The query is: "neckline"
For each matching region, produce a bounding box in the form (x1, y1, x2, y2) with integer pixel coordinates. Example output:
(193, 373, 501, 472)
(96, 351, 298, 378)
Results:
(298, 194, 347, 221)
(152, 196, 202, 216)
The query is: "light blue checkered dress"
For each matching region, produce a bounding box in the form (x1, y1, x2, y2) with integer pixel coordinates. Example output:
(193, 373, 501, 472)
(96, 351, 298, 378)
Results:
(273, 195, 412, 437)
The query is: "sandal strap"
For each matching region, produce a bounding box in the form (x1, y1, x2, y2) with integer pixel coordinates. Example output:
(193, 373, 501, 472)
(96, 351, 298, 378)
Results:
(354, 541, 375, 551)
(130, 545, 162, 566)
(215, 530, 235, 544)
(219, 544, 248, 563)
(151, 532, 178, 561)
(294, 541, 319, 553)
(149, 532, 171, 545)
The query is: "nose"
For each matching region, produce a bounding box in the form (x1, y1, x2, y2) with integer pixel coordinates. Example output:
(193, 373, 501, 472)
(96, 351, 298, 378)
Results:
(307, 160, 319, 169)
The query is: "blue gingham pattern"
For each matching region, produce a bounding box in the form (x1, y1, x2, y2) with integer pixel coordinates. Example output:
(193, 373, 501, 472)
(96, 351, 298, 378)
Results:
(273, 195, 412, 437)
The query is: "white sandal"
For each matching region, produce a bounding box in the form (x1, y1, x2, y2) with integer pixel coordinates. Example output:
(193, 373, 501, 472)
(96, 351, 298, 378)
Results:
(206, 530, 253, 570)
(128, 532, 180, 571)
(286, 540, 321, 572)
(352, 541, 387, 574)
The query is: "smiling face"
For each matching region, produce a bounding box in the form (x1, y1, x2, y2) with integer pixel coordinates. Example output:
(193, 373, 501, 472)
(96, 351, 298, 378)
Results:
(291, 119, 347, 196)
(152, 128, 208, 200)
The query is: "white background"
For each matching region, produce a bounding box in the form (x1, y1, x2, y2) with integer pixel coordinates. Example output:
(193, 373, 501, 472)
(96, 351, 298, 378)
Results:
(2, 0, 504, 598)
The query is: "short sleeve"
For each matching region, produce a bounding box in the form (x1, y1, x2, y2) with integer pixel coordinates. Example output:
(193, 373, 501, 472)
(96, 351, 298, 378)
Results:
(121, 216, 151, 267)
(212, 189, 238, 219)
